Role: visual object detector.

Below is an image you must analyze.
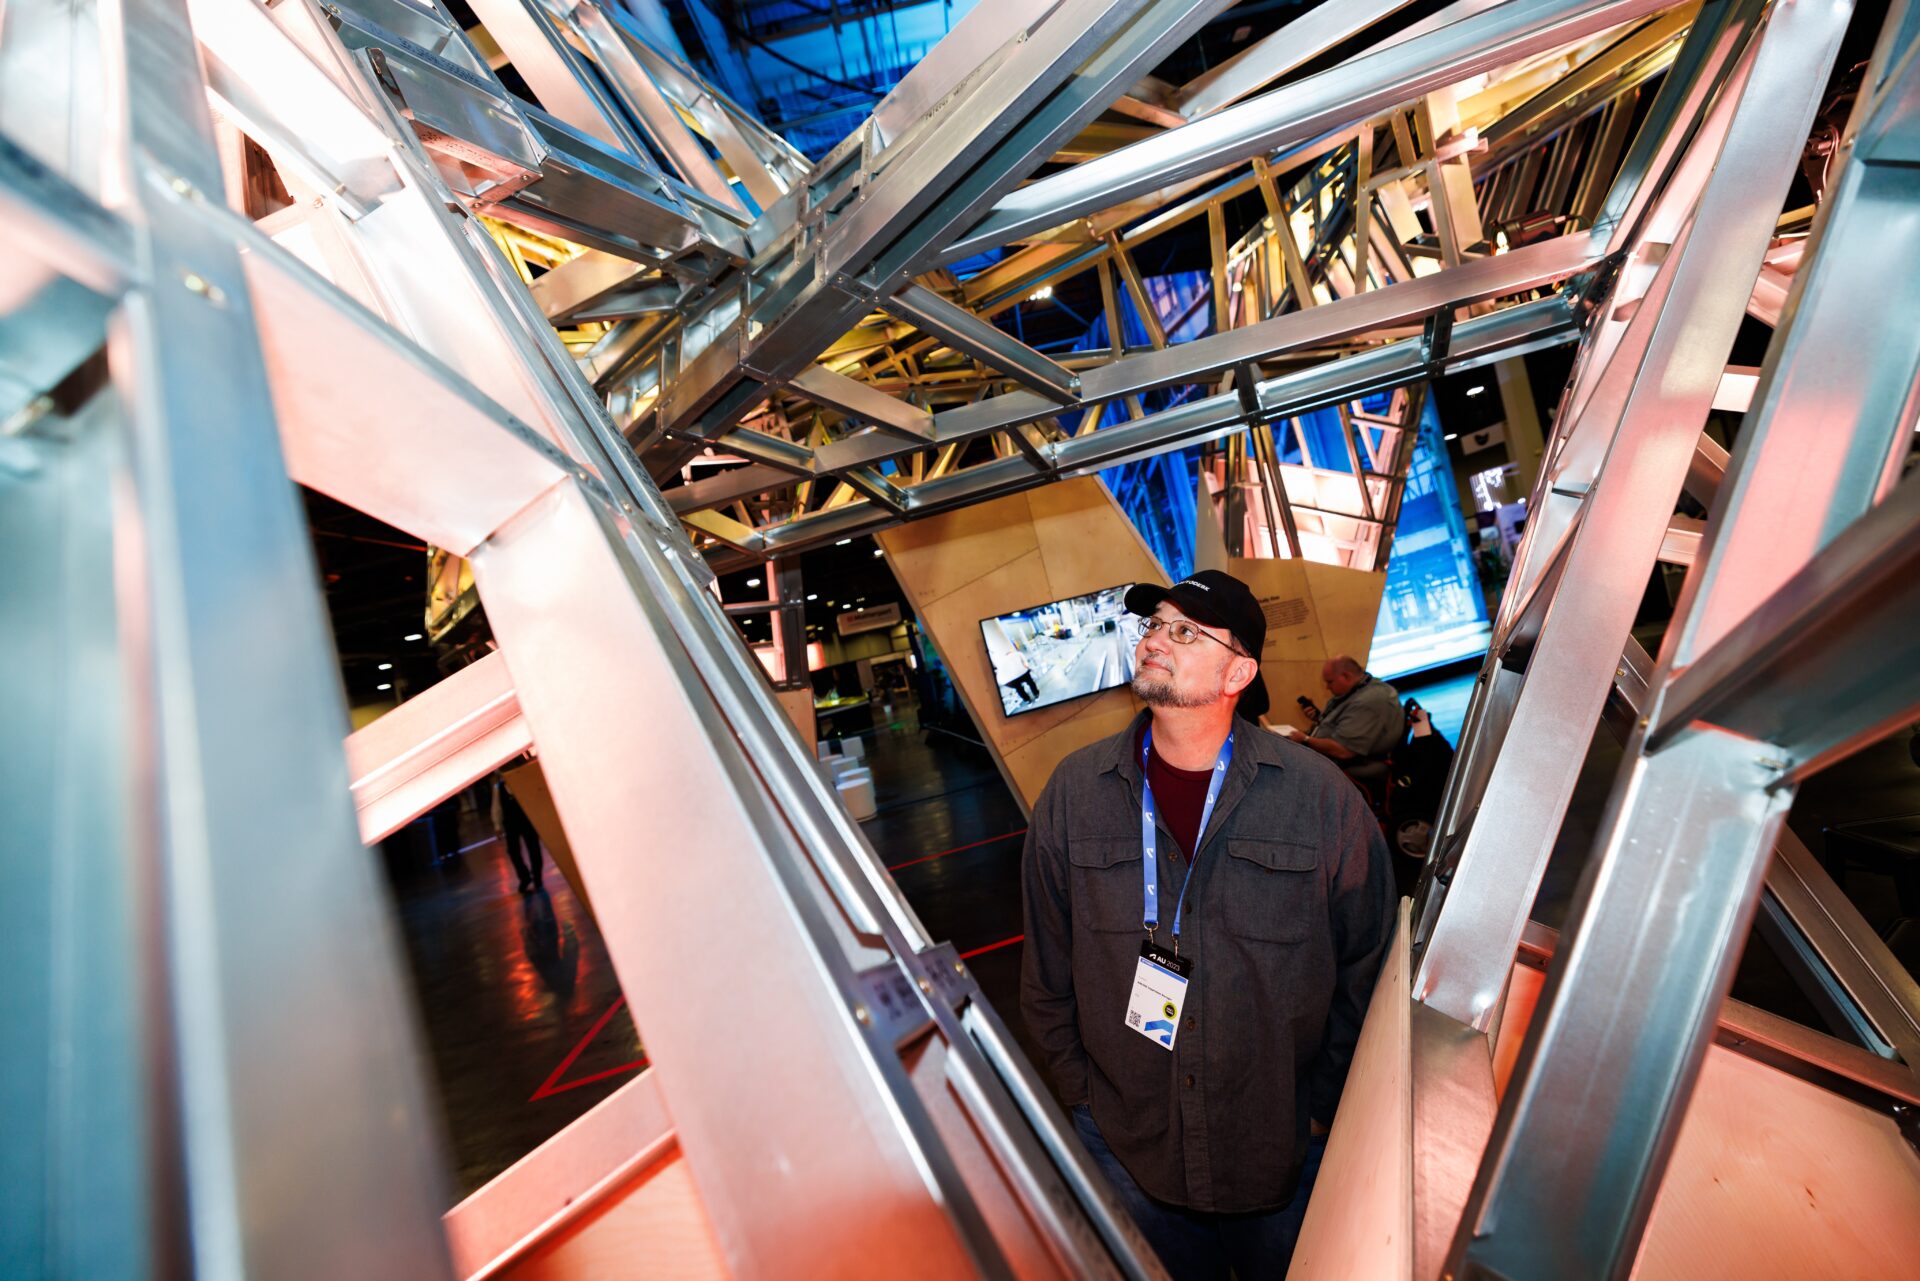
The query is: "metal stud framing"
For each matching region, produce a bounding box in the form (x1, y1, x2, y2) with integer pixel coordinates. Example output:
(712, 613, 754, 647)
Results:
(10, 0, 1920, 1276)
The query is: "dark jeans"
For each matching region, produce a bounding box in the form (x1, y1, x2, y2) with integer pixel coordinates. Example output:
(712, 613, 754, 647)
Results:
(502, 797, 543, 886)
(1072, 1104, 1324, 1281)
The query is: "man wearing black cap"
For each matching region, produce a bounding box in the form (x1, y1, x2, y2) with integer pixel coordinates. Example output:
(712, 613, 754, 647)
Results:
(1020, 569, 1395, 1280)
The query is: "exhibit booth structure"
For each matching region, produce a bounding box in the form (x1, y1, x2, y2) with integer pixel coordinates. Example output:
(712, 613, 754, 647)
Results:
(7, 0, 1920, 1277)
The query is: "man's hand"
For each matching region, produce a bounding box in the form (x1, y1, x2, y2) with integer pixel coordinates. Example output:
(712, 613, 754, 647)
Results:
(1273, 723, 1305, 741)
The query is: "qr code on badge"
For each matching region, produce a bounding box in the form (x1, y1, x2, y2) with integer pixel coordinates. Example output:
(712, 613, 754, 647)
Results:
(1127, 1010, 1143, 1030)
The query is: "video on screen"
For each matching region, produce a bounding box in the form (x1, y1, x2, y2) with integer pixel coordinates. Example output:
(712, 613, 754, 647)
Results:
(979, 584, 1139, 717)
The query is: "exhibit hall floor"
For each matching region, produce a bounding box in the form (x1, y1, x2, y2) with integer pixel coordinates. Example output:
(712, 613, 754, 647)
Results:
(383, 697, 1027, 1197)
(382, 663, 1914, 1203)
(384, 671, 1481, 1199)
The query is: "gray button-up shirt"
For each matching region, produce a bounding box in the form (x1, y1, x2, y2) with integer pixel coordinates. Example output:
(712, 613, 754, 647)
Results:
(1020, 711, 1394, 1214)
(1317, 675, 1403, 762)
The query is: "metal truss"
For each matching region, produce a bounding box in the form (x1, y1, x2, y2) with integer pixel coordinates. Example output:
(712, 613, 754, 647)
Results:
(10, 0, 1920, 1276)
(435, 0, 1719, 573)
(1407, 0, 1920, 1273)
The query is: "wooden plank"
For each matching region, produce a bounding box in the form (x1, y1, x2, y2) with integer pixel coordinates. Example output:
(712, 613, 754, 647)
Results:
(1287, 902, 1414, 1281)
(877, 477, 1166, 809)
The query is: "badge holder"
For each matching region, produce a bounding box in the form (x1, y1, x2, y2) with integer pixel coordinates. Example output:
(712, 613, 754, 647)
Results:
(1126, 728, 1231, 1051)
(1126, 935, 1191, 1048)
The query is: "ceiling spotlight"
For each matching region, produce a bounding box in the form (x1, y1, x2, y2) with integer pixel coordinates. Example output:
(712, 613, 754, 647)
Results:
(873, 549, 884, 558)
(806, 593, 818, 601)
(1444, 432, 1460, 441)
(1029, 285, 1053, 302)
(403, 632, 423, 642)
(377, 662, 393, 671)
(376, 683, 393, 691)
(1465, 385, 1487, 397)
(746, 577, 762, 587)
(835, 538, 852, 546)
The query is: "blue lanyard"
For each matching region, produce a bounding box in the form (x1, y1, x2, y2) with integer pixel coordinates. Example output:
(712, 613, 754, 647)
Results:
(1140, 728, 1234, 947)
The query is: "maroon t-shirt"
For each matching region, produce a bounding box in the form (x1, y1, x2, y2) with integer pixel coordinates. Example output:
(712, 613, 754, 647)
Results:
(1139, 725, 1216, 861)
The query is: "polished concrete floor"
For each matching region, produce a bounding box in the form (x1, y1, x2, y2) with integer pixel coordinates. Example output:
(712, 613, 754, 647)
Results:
(382, 700, 1031, 1200)
(382, 815, 639, 1198)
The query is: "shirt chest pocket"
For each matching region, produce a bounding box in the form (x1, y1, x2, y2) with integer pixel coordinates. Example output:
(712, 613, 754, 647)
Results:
(1068, 837, 1143, 934)
(1220, 838, 1319, 943)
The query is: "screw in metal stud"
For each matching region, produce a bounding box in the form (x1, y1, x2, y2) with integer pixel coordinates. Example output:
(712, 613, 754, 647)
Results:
(181, 272, 227, 307)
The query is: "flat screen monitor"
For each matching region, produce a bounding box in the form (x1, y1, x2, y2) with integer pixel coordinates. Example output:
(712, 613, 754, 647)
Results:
(979, 584, 1139, 717)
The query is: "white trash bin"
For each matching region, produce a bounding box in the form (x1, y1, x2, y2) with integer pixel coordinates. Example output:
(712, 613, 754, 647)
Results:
(836, 767, 877, 821)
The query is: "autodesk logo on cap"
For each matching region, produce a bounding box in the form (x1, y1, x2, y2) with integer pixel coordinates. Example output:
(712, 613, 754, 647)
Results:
(1177, 579, 1209, 591)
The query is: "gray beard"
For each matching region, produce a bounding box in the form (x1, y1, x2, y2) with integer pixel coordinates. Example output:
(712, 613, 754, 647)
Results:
(1131, 671, 1221, 709)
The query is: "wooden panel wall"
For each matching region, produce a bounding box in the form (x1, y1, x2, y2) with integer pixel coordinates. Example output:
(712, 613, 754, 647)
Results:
(877, 478, 1165, 811)
(444, 1073, 730, 1281)
(1297, 946, 1920, 1281)
(1194, 509, 1389, 736)
(1634, 1045, 1920, 1280)
(881, 475, 1391, 808)
(1494, 959, 1920, 1280)
(1287, 903, 1414, 1281)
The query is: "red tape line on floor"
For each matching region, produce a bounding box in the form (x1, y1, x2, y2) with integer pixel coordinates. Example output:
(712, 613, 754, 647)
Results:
(532, 934, 1026, 1102)
(530, 995, 649, 1101)
(886, 827, 1027, 872)
(959, 934, 1025, 960)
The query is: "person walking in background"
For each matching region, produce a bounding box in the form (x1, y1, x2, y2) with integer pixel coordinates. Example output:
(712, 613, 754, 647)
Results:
(493, 772, 544, 894)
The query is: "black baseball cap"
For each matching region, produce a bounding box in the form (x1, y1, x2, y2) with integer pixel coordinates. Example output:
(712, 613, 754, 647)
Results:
(1124, 570, 1270, 720)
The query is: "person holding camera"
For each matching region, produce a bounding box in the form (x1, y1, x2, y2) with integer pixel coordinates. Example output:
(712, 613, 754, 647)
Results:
(1273, 655, 1402, 785)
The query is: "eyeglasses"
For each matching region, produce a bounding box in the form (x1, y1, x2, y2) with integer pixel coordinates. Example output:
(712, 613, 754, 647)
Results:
(1135, 616, 1245, 656)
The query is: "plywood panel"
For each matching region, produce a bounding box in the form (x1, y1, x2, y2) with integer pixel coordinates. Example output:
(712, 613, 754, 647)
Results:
(1303, 559, 1388, 664)
(1493, 957, 1920, 1280)
(1243, 559, 1317, 655)
(912, 546, 1066, 760)
(1261, 661, 1330, 734)
(878, 492, 1042, 604)
(1000, 695, 1145, 804)
(502, 1148, 731, 1281)
(1633, 1048, 1920, 1281)
(1026, 475, 1165, 591)
(772, 686, 816, 746)
(1194, 554, 1388, 736)
(879, 479, 1165, 811)
(1288, 902, 1414, 1281)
